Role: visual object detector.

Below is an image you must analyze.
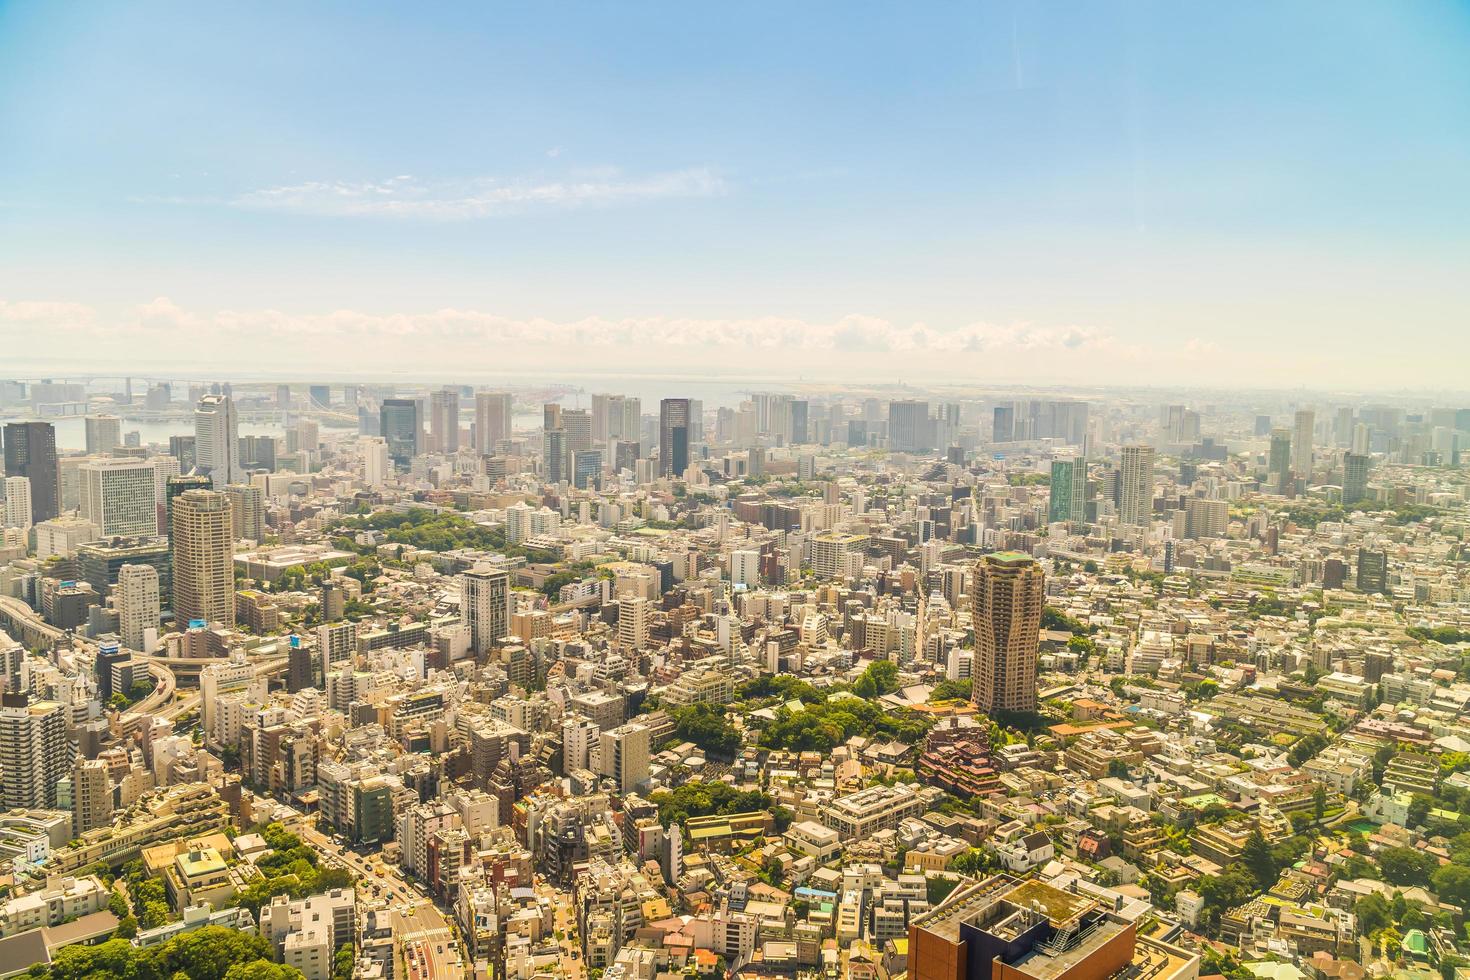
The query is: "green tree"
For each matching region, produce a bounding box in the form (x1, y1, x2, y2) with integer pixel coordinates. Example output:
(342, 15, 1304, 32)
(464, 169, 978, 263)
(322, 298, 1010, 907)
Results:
(1241, 830, 1277, 888)
(1377, 846, 1438, 886)
(223, 964, 306, 980)
(1431, 863, 1470, 906)
(1355, 893, 1391, 936)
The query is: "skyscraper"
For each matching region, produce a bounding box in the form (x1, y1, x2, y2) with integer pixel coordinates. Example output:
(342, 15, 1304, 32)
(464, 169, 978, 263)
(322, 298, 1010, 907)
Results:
(1356, 547, 1388, 594)
(79, 458, 158, 537)
(225, 483, 266, 543)
(1047, 456, 1086, 524)
(474, 392, 513, 452)
(1293, 409, 1315, 480)
(429, 389, 461, 454)
(971, 552, 1044, 713)
(116, 563, 160, 652)
(462, 566, 510, 655)
(598, 722, 651, 794)
(84, 414, 122, 454)
(1343, 452, 1371, 505)
(1118, 445, 1155, 527)
(1268, 428, 1293, 491)
(993, 404, 1016, 443)
(659, 398, 691, 477)
(171, 489, 235, 626)
(790, 400, 810, 445)
(380, 398, 423, 466)
(2, 421, 59, 524)
(0, 693, 72, 810)
(194, 393, 241, 486)
(888, 399, 932, 452)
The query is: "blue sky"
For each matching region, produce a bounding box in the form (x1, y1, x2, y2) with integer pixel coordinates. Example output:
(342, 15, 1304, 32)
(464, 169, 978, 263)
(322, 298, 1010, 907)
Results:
(2, 1, 1468, 386)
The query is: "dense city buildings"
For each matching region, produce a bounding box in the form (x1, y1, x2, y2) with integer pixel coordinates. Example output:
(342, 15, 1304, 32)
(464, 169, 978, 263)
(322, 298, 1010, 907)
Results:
(4, 375, 1470, 980)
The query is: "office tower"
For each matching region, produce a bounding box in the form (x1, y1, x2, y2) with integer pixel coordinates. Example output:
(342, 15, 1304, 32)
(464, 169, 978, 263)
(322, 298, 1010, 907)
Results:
(361, 437, 390, 486)
(294, 419, 320, 455)
(171, 489, 235, 626)
(1293, 409, 1315, 479)
(275, 384, 292, 410)
(116, 563, 160, 652)
(618, 596, 651, 650)
(165, 473, 212, 541)
(474, 392, 513, 452)
(168, 434, 197, 473)
(194, 393, 240, 486)
(1351, 423, 1371, 455)
(791, 400, 810, 445)
(590, 393, 612, 442)
(429, 389, 461, 453)
(993, 405, 1016, 442)
(1047, 457, 1086, 524)
(239, 431, 276, 470)
(1118, 445, 1155, 527)
(970, 552, 1044, 713)
(573, 449, 603, 490)
(1268, 428, 1293, 491)
(225, 483, 266, 543)
(1356, 547, 1388, 594)
(71, 757, 112, 837)
(598, 723, 651, 794)
(2, 422, 59, 523)
(1334, 407, 1355, 448)
(888, 399, 932, 452)
(1182, 498, 1228, 539)
(308, 384, 331, 408)
(1254, 415, 1273, 438)
(688, 398, 704, 443)
(79, 458, 159, 537)
(618, 397, 641, 441)
(2, 477, 31, 530)
(1343, 453, 1371, 505)
(563, 409, 592, 454)
(84, 415, 122, 454)
(544, 429, 567, 484)
(379, 398, 423, 466)
(0, 693, 72, 809)
(462, 566, 510, 655)
(658, 399, 691, 477)
(613, 440, 641, 473)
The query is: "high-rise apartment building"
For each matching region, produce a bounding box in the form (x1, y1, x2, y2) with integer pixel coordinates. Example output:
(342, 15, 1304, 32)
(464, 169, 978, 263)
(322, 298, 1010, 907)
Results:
(84, 415, 122, 455)
(1118, 445, 1155, 527)
(115, 563, 160, 652)
(658, 399, 691, 477)
(993, 405, 1016, 443)
(1047, 456, 1086, 524)
(224, 483, 265, 543)
(474, 392, 513, 452)
(171, 489, 235, 626)
(79, 458, 159, 537)
(194, 394, 241, 486)
(1343, 453, 1371, 505)
(71, 757, 112, 837)
(1293, 409, 1315, 480)
(2, 421, 59, 523)
(0, 693, 72, 810)
(2, 476, 32, 530)
(970, 552, 1044, 713)
(462, 566, 510, 655)
(1182, 498, 1228, 540)
(1356, 547, 1388, 594)
(361, 437, 390, 486)
(429, 389, 460, 454)
(379, 399, 423, 467)
(598, 723, 651, 794)
(617, 596, 651, 651)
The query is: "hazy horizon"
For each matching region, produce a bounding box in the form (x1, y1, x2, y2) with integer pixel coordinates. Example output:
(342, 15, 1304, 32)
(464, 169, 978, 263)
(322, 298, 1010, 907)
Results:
(3, 2, 1468, 386)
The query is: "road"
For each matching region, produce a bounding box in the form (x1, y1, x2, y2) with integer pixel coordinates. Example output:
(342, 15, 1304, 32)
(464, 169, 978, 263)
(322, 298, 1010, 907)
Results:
(296, 820, 464, 980)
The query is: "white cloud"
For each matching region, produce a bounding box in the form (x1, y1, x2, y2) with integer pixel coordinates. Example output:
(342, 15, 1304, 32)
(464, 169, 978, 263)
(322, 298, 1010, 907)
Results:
(231, 168, 727, 220)
(0, 299, 96, 324)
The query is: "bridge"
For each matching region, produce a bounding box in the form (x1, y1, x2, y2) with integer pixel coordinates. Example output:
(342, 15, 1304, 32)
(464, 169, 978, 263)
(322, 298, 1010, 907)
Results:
(0, 595, 66, 650)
